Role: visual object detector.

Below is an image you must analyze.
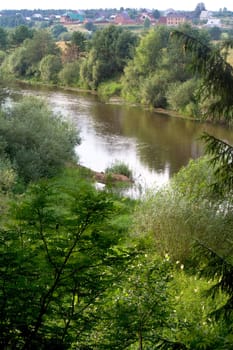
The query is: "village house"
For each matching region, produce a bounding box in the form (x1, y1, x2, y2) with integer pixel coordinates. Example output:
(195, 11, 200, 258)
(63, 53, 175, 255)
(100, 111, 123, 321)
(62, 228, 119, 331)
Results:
(158, 12, 188, 26)
(166, 13, 188, 26)
(60, 11, 85, 24)
(114, 11, 136, 25)
(200, 10, 213, 20)
(137, 12, 156, 25)
(158, 16, 167, 25)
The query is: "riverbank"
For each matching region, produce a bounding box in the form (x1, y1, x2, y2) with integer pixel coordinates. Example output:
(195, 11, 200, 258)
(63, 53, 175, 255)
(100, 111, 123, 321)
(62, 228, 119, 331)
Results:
(14, 79, 201, 122)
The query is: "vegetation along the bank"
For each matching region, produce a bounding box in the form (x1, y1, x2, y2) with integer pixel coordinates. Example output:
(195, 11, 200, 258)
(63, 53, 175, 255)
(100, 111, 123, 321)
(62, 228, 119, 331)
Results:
(0, 19, 233, 120)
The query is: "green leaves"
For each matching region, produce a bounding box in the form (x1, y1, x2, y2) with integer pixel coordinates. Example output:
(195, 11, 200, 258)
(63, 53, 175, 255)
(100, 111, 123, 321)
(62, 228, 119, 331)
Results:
(81, 25, 137, 88)
(171, 30, 233, 123)
(0, 96, 79, 183)
(0, 171, 133, 348)
(201, 133, 233, 194)
(87, 253, 174, 349)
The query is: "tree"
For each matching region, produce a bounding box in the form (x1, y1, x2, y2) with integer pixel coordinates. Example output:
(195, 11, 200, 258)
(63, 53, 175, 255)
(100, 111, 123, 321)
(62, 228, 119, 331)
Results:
(39, 54, 62, 83)
(121, 26, 169, 104)
(3, 29, 61, 79)
(24, 30, 60, 71)
(194, 2, 206, 17)
(0, 13, 26, 28)
(0, 96, 79, 183)
(0, 28, 8, 50)
(58, 61, 81, 86)
(144, 17, 151, 29)
(84, 21, 96, 32)
(208, 26, 222, 40)
(81, 25, 137, 88)
(152, 9, 160, 19)
(0, 172, 132, 348)
(166, 78, 200, 116)
(51, 24, 67, 40)
(0, 50, 6, 65)
(11, 25, 33, 46)
(61, 31, 87, 64)
(141, 70, 170, 108)
(71, 31, 86, 52)
(3, 46, 30, 77)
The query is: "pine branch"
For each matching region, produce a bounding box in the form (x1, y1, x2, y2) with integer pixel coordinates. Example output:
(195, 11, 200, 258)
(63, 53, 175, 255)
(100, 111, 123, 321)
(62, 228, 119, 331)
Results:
(171, 30, 233, 122)
(201, 133, 233, 194)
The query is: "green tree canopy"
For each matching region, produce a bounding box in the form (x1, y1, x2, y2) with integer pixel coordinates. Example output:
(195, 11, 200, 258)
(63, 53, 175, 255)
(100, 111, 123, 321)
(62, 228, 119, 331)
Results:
(0, 28, 8, 50)
(39, 54, 62, 83)
(51, 24, 68, 40)
(80, 25, 137, 88)
(0, 96, 79, 183)
(71, 30, 86, 52)
(11, 25, 34, 46)
(24, 29, 60, 65)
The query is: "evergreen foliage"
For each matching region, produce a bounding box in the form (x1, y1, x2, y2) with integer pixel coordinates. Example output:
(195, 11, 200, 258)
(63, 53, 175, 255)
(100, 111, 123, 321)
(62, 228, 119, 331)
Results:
(172, 30, 233, 122)
(201, 133, 233, 194)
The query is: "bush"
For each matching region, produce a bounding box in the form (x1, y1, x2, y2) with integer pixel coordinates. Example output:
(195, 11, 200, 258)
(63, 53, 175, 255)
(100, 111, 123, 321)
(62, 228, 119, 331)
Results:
(105, 161, 133, 180)
(133, 156, 232, 263)
(0, 158, 16, 192)
(58, 61, 80, 86)
(39, 54, 62, 83)
(97, 80, 122, 101)
(0, 96, 80, 183)
(166, 79, 200, 116)
(141, 71, 170, 108)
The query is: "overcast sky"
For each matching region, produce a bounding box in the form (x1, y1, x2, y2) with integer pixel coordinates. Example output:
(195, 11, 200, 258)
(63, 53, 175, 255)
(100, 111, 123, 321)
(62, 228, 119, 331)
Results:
(0, 1, 232, 12)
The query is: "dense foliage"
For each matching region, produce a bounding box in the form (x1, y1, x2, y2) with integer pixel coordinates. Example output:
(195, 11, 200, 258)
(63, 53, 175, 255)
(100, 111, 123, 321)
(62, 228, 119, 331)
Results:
(1, 20, 233, 349)
(0, 96, 79, 184)
(0, 24, 214, 116)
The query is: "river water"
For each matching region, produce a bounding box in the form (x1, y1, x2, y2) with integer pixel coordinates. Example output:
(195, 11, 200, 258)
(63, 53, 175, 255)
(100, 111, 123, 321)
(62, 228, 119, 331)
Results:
(8, 85, 233, 195)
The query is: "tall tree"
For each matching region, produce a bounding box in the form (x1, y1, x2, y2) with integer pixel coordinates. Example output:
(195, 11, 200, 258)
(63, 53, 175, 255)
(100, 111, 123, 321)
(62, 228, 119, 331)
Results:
(80, 25, 137, 88)
(0, 28, 8, 50)
(194, 2, 206, 17)
(11, 25, 33, 46)
(24, 29, 60, 66)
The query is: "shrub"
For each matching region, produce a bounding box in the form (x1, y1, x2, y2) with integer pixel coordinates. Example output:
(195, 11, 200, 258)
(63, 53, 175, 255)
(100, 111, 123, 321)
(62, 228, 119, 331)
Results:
(58, 61, 80, 86)
(105, 161, 133, 180)
(97, 80, 122, 101)
(0, 96, 80, 183)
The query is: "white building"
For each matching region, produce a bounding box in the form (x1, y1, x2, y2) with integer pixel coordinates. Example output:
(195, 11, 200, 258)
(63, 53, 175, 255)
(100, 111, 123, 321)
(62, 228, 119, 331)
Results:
(206, 18, 221, 27)
(200, 10, 213, 20)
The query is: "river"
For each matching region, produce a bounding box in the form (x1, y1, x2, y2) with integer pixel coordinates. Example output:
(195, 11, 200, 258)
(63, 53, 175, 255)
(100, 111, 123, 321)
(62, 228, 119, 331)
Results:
(7, 85, 233, 195)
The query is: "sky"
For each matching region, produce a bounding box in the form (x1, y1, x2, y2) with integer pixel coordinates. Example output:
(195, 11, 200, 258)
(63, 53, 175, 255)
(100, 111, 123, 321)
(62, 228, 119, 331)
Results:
(0, 1, 233, 12)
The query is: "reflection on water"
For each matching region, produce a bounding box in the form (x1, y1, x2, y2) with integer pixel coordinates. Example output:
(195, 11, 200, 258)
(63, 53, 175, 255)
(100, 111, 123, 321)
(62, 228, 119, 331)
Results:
(9, 85, 233, 193)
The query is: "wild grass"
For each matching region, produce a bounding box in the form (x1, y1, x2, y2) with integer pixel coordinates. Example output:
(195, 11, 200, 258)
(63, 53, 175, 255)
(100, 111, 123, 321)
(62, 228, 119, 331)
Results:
(105, 161, 133, 180)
